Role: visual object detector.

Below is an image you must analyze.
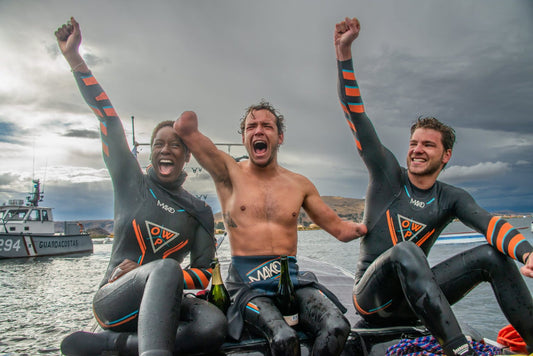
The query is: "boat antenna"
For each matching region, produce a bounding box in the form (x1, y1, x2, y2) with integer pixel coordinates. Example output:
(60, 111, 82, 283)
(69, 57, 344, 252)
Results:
(41, 159, 48, 202)
(32, 137, 36, 180)
(131, 115, 138, 157)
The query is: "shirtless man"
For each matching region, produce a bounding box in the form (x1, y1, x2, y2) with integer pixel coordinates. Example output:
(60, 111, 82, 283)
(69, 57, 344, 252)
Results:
(334, 16, 533, 356)
(174, 102, 367, 355)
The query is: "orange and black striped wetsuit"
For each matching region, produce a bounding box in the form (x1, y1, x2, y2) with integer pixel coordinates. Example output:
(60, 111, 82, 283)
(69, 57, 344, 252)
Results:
(337, 58, 533, 355)
(65, 71, 226, 355)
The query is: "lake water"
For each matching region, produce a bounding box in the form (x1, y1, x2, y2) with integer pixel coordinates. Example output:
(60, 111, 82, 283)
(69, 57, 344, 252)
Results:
(1, 217, 532, 355)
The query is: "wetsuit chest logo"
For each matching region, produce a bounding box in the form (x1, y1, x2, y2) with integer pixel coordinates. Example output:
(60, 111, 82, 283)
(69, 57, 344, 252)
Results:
(409, 198, 426, 209)
(403, 185, 435, 210)
(145, 221, 180, 253)
(247, 260, 281, 283)
(397, 214, 426, 242)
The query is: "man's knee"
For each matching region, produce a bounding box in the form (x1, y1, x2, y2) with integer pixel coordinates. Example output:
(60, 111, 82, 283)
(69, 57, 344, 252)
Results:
(327, 313, 350, 338)
(174, 298, 227, 354)
(270, 325, 299, 355)
(152, 258, 180, 272)
(192, 300, 228, 345)
(315, 311, 350, 346)
(390, 241, 430, 272)
(149, 259, 181, 283)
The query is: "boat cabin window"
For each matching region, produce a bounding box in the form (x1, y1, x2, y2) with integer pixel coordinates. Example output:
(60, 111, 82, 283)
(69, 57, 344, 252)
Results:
(42, 210, 49, 221)
(28, 209, 41, 221)
(7, 209, 28, 221)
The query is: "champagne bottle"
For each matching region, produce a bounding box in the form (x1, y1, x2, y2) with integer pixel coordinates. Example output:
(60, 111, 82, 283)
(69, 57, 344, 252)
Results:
(275, 255, 298, 326)
(207, 258, 230, 314)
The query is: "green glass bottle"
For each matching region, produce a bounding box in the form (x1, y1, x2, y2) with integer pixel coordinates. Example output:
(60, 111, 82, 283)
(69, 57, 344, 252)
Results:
(275, 255, 299, 326)
(207, 258, 230, 314)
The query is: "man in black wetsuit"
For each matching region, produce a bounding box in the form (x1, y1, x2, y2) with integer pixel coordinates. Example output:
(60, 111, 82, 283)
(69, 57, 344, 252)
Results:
(56, 18, 226, 356)
(334, 17, 533, 356)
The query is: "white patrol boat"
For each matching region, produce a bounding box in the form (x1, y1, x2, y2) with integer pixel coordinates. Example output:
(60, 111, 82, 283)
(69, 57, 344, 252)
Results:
(0, 179, 93, 259)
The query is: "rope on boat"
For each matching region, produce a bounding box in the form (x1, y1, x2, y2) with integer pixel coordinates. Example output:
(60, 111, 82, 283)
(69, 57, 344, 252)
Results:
(385, 335, 502, 355)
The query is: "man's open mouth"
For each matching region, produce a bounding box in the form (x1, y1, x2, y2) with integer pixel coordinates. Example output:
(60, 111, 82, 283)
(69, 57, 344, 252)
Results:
(253, 140, 267, 154)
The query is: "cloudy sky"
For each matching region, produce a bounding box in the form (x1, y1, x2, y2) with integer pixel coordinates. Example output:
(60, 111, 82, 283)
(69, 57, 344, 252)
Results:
(1, 1, 532, 221)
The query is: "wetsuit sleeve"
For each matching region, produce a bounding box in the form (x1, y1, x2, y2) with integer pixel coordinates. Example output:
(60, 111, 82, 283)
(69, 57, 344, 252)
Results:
(181, 224, 216, 290)
(337, 59, 403, 231)
(337, 59, 398, 173)
(453, 188, 533, 264)
(72, 71, 141, 186)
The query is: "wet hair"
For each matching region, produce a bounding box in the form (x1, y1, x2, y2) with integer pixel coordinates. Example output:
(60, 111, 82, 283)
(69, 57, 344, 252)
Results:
(410, 116, 456, 151)
(238, 100, 286, 135)
(150, 120, 189, 153)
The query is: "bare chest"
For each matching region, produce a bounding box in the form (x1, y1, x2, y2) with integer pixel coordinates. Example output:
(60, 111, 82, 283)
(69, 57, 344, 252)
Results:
(229, 178, 304, 224)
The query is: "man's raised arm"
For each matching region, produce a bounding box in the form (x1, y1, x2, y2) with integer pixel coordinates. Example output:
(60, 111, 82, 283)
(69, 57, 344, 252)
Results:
(174, 111, 235, 184)
(334, 17, 360, 61)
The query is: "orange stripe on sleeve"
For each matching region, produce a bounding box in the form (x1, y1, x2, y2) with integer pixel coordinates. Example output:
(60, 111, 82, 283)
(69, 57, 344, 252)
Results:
(348, 103, 365, 113)
(102, 142, 109, 157)
(91, 107, 103, 118)
(340, 101, 349, 114)
(346, 119, 356, 133)
(187, 268, 210, 288)
(486, 216, 499, 244)
(355, 138, 362, 151)
(82, 76, 98, 86)
(506, 233, 526, 260)
(103, 107, 118, 117)
(343, 70, 356, 81)
(95, 92, 109, 101)
(345, 87, 361, 97)
(495, 222, 513, 254)
(183, 271, 194, 288)
(100, 122, 107, 136)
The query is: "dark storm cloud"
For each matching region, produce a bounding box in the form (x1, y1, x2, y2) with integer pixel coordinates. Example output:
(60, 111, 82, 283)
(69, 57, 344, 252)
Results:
(42, 180, 114, 220)
(0, 172, 21, 190)
(0, 121, 22, 144)
(0, 0, 532, 218)
(63, 129, 100, 139)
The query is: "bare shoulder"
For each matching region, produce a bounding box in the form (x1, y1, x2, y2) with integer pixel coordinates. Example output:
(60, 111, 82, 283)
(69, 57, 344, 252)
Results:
(280, 167, 316, 191)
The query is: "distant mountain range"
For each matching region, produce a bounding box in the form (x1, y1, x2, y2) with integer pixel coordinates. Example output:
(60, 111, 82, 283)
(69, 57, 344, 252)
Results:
(55, 196, 366, 236)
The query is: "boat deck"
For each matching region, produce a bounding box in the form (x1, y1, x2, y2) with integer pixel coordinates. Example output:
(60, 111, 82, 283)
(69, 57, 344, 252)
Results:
(216, 256, 429, 355)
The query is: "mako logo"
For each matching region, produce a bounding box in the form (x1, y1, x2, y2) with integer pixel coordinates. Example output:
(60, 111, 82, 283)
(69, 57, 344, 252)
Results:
(157, 200, 175, 214)
(397, 214, 426, 242)
(246, 260, 281, 283)
(145, 221, 179, 253)
(410, 198, 426, 208)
